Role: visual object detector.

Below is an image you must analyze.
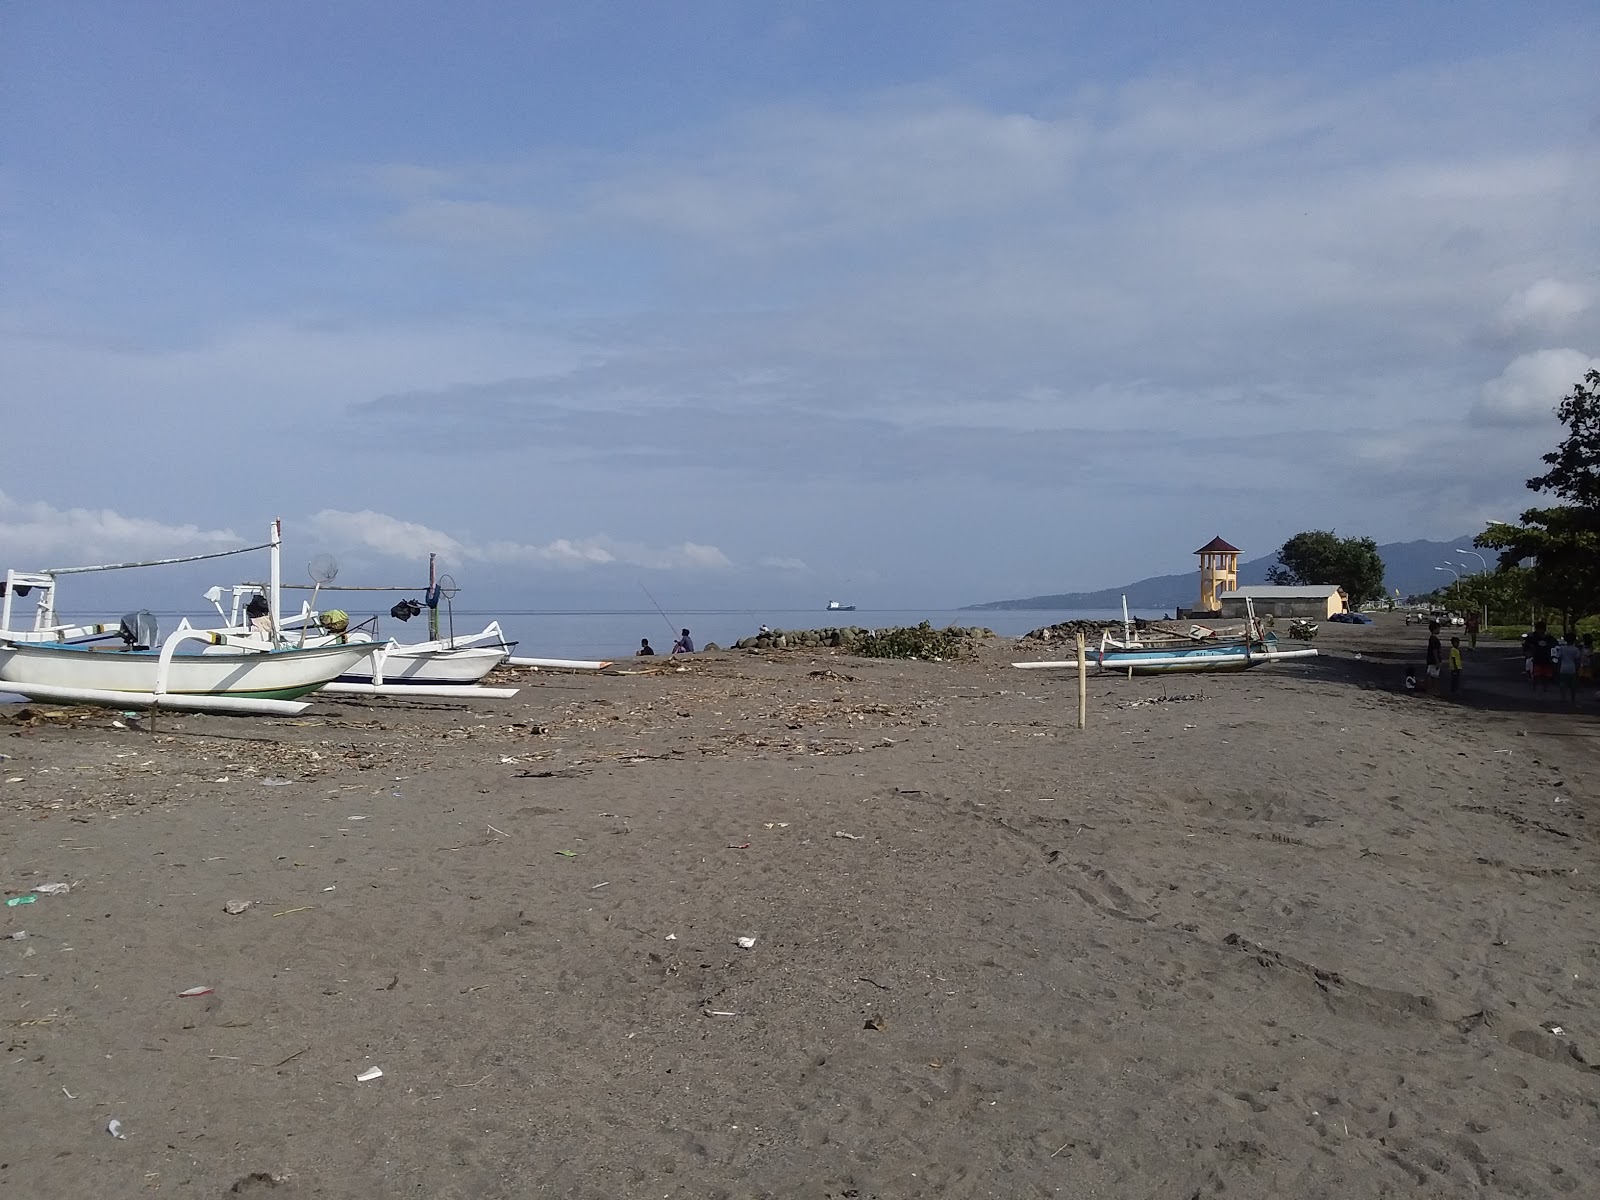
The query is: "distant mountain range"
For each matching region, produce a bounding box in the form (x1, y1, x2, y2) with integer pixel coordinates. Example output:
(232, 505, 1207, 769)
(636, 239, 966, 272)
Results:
(964, 535, 1482, 611)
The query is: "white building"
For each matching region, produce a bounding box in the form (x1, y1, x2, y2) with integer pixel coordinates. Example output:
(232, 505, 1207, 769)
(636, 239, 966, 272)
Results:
(1218, 585, 1347, 619)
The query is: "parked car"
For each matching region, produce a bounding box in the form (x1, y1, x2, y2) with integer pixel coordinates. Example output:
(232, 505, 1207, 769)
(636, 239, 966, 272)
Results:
(1404, 610, 1462, 626)
(1328, 611, 1375, 624)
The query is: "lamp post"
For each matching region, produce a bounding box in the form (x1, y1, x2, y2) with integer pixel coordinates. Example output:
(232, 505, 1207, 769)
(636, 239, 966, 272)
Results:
(1455, 549, 1489, 627)
(1434, 565, 1460, 620)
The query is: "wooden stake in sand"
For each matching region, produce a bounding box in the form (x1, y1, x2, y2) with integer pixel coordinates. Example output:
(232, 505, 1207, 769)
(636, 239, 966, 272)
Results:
(1076, 632, 1088, 730)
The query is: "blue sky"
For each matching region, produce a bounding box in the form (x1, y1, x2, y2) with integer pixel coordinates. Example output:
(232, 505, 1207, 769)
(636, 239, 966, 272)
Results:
(3, 2, 1597, 608)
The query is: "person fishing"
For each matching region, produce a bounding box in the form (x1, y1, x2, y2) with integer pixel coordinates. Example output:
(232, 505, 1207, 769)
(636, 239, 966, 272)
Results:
(636, 638, 655, 656)
(671, 628, 695, 654)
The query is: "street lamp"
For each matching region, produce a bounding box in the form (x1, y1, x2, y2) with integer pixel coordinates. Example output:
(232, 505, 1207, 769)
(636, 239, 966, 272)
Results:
(1434, 565, 1460, 582)
(1455, 548, 1487, 572)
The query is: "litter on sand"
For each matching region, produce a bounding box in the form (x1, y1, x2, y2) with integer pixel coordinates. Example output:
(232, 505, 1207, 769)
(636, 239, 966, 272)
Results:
(736, 936, 757, 949)
(554, 850, 577, 858)
(5, 896, 37, 907)
(32, 883, 71, 896)
(833, 831, 863, 840)
(107, 1119, 126, 1139)
(178, 986, 215, 998)
(222, 900, 253, 915)
(356, 1066, 384, 1082)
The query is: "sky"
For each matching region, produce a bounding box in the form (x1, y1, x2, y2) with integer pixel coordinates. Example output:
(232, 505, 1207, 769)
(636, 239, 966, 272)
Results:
(3, 1, 1598, 610)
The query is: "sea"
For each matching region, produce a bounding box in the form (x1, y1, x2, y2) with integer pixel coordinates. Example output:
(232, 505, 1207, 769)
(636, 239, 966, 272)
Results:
(268, 604, 1170, 660)
(39, 604, 1168, 662)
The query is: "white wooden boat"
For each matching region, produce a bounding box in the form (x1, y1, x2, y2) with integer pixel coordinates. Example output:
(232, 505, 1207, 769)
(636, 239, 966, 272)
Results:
(0, 630, 381, 707)
(193, 584, 517, 687)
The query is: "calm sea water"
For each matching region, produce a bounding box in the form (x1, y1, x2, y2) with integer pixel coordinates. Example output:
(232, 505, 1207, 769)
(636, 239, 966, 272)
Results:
(44, 604, 1167, 661)
(311, 605, 1168, 660)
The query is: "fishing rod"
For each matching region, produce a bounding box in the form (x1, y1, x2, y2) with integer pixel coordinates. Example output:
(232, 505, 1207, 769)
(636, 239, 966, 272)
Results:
(638, 581, 680, 640)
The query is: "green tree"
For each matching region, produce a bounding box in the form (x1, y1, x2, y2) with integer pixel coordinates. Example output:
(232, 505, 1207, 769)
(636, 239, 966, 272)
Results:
(1476, 369, 1600, 625)
(1265, 530, 1386, 605)
(1477, 507, 1598, 626)
(1438, 565, 1532, 624)
(1528, 369, 1600, 508)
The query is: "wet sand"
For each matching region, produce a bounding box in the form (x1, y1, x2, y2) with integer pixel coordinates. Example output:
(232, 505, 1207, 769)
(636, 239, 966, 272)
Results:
(2, 615, 1598, 1198)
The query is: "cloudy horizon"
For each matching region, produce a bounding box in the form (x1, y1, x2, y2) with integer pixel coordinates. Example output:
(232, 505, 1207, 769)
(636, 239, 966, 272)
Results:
(3, 3, 1596, 608)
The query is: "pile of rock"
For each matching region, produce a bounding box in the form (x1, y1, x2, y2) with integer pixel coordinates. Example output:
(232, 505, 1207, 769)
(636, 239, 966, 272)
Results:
(733, 622, 993, 660)
(1019, 618, 1138, 642)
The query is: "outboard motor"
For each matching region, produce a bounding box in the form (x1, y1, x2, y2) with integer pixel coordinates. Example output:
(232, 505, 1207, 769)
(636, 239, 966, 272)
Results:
(118, 610, 159, 650)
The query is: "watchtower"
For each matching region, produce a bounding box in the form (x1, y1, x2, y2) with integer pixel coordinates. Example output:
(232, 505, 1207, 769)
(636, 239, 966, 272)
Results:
(1195, 536, 1240, 614)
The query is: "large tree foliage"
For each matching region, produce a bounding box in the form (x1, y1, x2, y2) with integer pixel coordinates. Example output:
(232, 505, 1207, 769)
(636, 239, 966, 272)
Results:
(1476, 369, 1600, 624)
(1527, 369, 1600, 509)
(1477, 506, 1599, 625)
(1265, 530, 1386, 604)
(1436, 565, 1533, 624)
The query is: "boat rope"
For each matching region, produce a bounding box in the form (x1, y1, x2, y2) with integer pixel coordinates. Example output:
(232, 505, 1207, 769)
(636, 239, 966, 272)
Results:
(44, 540, 278, 575)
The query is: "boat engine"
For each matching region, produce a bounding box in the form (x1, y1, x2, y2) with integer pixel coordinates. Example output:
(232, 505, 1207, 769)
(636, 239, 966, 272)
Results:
(119, 610, 159, 650)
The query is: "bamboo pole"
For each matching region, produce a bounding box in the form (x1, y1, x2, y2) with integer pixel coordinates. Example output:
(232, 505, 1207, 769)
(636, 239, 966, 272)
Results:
(1076, 631, 1087, 730)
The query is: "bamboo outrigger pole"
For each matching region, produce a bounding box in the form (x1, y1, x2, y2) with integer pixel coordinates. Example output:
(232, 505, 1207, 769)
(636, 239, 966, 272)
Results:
(1076, 631, 1087, 729)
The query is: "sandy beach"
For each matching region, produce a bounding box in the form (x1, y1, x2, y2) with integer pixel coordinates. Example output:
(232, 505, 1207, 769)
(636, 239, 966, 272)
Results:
(3, 615, 1598, 1198)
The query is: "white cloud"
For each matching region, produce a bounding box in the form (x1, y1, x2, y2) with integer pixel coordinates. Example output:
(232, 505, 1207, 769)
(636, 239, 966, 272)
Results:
(308, 509, 731, 571)
(1471, 349, 1600, 427)
(1496, 279, 1591, 335)
(758, 555, 808, 571)
(0, 490, 243, 566)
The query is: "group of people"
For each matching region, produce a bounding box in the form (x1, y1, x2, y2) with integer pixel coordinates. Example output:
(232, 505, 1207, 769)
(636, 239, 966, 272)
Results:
(1521, 620, 1594, 705)
(1422, 617, 1595, 705)
(636, 629, 695, 657)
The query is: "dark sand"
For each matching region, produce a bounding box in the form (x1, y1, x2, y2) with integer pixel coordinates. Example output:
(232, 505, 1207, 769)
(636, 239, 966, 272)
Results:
(3, 615, 1598, 1198)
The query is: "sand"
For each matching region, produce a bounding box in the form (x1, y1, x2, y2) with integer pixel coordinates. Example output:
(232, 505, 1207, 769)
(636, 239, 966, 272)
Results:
(2, 615, 1598, 1198)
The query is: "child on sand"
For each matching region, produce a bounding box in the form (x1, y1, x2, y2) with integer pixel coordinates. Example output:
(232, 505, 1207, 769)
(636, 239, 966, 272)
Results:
(1449, 636, 1463, 693)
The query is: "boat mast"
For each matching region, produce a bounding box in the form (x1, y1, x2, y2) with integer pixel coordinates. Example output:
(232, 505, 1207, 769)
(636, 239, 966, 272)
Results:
(268, 519, 282, 645)
(428, 552, 439, 641)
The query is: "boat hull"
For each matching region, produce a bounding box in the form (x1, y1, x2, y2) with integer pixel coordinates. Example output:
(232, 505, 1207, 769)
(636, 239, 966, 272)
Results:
(341, 644, 509, 685)
(0, 640, 379, 700)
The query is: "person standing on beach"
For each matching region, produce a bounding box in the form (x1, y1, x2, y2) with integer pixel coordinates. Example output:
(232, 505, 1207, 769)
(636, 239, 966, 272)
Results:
(1424, 621, 1444, 694)
(1449, 636, 1463, 694)
(672, 629, 694, 654)
(1527, 621, 1558, 692)
(636, 638, 655, 656)
(1556, 631, 1582, 706)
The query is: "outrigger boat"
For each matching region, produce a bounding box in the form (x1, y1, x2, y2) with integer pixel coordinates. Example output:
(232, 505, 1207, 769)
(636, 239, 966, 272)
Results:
(1012, 597, 1318, 675)
(191, 583, 520, 691)
(0, 522, 382, 715)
